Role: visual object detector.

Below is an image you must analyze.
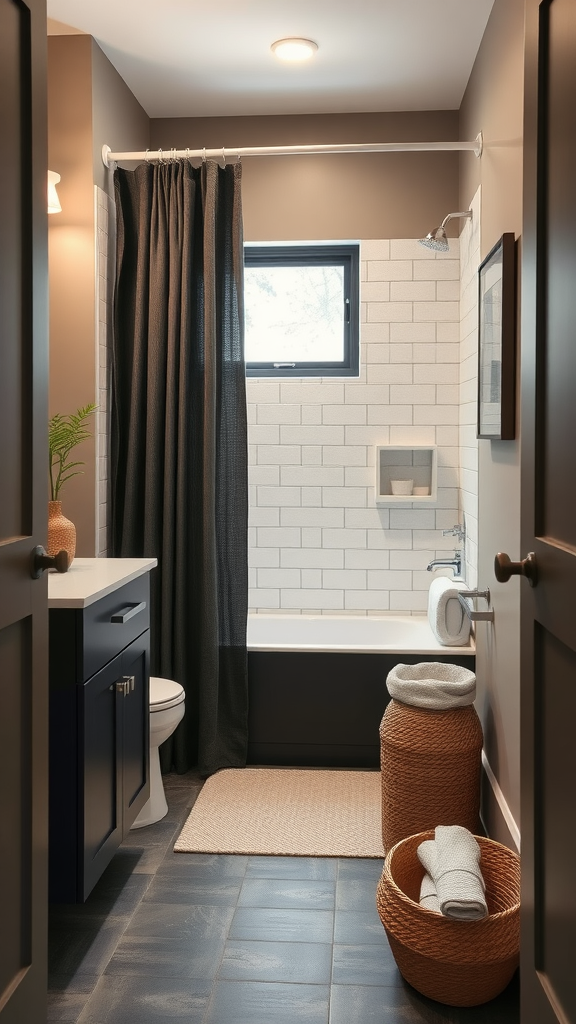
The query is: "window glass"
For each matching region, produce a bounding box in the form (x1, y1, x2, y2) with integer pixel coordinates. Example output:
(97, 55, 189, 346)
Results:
(244, 244, 359, 377)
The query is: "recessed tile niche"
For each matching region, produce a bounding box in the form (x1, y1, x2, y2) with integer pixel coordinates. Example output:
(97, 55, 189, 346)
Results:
(375, 445, 438, 504)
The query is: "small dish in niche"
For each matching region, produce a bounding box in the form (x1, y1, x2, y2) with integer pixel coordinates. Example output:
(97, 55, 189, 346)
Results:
(412, 485, 430, 496)
(390, 479, 413, 495)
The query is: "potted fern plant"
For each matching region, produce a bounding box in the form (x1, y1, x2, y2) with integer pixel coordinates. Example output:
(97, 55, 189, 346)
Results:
(48, 403, 97, 567)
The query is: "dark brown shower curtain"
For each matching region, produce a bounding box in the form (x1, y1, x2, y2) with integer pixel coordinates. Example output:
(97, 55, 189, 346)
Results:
(111, 159, 248, 777)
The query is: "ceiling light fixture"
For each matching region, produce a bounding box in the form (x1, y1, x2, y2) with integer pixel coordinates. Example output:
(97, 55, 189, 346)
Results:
(271, 38, 318, 62)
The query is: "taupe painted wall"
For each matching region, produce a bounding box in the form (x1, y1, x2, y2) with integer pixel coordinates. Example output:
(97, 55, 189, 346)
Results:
(48, 36, 149, 554)
(459, 0, 525, 850)
(48, 35, 97, 555)
(91, 39, 149, 196)
(459, 0, 524, 259)
(150, 111, 461, 240)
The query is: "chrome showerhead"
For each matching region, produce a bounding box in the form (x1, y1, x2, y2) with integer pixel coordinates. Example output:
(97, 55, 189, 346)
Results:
(418, 210, 473, 251)
(419, 226, 449, 251)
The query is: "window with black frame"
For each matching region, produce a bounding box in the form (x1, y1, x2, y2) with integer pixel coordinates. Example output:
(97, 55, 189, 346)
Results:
(244, 243, 360, 377)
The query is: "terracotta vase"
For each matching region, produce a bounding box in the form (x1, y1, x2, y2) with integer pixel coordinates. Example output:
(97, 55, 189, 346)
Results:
(47, 500, 76, 568)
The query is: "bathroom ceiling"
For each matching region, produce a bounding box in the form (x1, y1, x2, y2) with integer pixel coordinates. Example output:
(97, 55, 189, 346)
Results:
(46, 0, 496, 120)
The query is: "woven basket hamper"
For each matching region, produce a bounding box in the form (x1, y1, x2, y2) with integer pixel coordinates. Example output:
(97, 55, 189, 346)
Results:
(376, 831, 520, 1007)
(380, 699, 483, 852)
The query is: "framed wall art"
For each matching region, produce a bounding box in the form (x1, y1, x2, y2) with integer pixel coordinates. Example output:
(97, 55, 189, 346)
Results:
(477, 232, 516, 440)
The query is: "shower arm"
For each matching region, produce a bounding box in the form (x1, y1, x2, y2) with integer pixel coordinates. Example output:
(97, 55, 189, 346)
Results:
(439, 211, 473, 230)
(101, 133, 483, 168)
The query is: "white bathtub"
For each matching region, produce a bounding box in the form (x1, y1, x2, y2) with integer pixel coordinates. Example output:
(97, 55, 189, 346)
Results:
(247, 613, 475, 767)
(247, 613, 474, 655)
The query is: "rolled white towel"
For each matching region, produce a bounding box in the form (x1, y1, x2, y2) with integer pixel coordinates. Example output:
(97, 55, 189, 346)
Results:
(419, 872, 441, 913)
(386, 661, 476, 710)
(427, 576, 471, 647)
(417, 826, 488, 921)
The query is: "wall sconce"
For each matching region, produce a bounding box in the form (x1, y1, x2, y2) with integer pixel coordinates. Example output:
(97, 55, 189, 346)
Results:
(47, 170, 62, 214)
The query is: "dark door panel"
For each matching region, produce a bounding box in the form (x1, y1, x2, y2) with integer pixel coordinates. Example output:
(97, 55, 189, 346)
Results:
(0, 0, 48, 1019)
(522, 1, 576, 1020)
(537, 628, 576, 1022)
(0, 0, 26, 541)
(0, 0, 48, 1020)
(0, 619, 32, 1003)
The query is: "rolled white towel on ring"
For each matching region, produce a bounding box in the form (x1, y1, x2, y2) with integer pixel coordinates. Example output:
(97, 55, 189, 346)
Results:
(417, 825, 488, 921)
(427, 576, 471, 646)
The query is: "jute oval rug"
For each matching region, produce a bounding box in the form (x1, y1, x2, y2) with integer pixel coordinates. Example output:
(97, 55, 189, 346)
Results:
(174, 767, 384, 858)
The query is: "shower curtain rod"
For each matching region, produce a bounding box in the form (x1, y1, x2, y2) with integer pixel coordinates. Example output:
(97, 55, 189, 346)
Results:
(101, 133, 483, 168)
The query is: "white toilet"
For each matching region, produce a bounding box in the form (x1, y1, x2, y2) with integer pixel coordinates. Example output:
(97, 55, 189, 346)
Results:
(131, 676, 185, 829)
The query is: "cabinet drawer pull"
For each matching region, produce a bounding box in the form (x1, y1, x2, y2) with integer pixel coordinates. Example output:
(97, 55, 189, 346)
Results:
(110, 601, 146, 624)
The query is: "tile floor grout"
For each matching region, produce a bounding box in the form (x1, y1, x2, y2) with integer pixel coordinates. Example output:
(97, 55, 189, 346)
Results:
(48, 770, 519, 1024)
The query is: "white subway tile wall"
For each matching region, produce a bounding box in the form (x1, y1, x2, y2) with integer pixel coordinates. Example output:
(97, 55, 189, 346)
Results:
(247, 238, 465, 614)
(459, 190, 481, 589)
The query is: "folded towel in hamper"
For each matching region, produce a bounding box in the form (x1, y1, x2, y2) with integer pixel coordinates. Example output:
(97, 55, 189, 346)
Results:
(417, 825, 487, 921)
(419, 872, 441, 913)
(386, 661, 476, 710)
(427, 576, 471, 646)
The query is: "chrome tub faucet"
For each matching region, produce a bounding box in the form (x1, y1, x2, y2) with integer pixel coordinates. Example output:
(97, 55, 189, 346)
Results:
(426, 550, 462, 576)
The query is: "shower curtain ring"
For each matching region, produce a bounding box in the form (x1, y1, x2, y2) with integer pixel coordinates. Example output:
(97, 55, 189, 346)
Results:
(158, 148, 164, 164)
(222, 146, 226, 167)
(202, 147, 206, 164)
(145, 148, 151, 163)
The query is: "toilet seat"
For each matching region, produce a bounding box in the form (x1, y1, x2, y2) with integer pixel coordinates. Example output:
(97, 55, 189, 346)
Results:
(149, 675, 185, 712)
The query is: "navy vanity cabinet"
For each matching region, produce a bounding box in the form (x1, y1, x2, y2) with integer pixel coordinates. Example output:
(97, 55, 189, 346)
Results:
(81, 630, 149, 899)
(49, 574, 151, 903)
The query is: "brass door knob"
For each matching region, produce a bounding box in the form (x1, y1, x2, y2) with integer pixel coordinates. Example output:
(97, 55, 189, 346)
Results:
(494, 551, 537, 587)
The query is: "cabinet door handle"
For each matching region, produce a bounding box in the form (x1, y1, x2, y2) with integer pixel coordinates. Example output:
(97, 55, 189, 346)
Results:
(115, 677, 134, 696)
(110, 601, 146, 624)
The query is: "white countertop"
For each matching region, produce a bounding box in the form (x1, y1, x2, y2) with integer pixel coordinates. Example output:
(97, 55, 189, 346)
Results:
(47, 557, 158, 609)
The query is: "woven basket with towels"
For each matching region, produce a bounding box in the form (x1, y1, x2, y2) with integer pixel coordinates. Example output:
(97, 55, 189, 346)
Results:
(376, 830, 520, 1006)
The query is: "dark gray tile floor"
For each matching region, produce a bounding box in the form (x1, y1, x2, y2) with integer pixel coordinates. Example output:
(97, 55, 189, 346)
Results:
(47, 771, 520, 1024)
